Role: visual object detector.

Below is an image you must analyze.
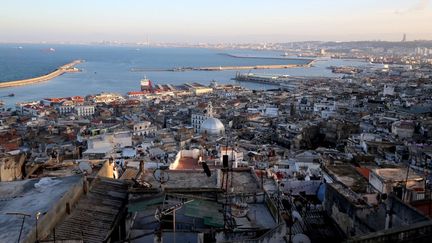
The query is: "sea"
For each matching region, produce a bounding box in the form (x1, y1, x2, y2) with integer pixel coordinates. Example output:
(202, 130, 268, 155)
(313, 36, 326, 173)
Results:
(0, 44, 370, 107)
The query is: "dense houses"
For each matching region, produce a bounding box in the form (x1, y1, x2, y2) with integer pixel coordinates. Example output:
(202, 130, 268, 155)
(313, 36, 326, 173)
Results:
(1, 58, 432, 242)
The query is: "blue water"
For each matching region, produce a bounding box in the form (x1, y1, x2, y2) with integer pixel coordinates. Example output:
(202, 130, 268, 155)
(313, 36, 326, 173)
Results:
(0, 44, 368, 106)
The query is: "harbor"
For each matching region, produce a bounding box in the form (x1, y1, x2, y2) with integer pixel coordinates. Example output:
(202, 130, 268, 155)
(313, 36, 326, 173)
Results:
(0, 60, 82, 89)
(233, 72, 329, 89)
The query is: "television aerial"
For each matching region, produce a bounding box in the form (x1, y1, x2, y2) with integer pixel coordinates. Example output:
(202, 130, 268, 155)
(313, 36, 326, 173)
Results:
(153, 169, 169, 185)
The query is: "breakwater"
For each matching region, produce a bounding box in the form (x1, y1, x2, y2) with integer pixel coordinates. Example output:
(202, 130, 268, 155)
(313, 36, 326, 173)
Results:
(219, 53, 315, 63)
(130, 63, 309, 72)
(0, 60, 82, 88)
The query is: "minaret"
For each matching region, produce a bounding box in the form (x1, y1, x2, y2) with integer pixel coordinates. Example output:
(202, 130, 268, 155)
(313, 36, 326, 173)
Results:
(207, 102, 213, 117)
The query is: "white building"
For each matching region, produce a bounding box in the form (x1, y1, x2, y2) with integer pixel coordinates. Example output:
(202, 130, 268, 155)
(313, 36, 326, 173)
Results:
(83, 131, 132, 159)
(360, 133, 382, 153)
(247, 106, 279, 118)
(313, 101, 336, 113)
(383, 85, 395, 96)
(57, 105, 74, 115)
(369, 168, 424, 201)
(75, 105, 95, 117)
(193, 87, 213, 95)
(133, 121, 156, 136)
(321, 110, 337, 119)
(93, 93, 124, 104)
(219, 146, 243, 168)
(191, 102, 213, 133)
(392, 120, 415, 139)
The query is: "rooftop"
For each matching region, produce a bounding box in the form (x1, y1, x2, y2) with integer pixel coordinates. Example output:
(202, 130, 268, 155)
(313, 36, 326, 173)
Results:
(0, 176, 82, 243)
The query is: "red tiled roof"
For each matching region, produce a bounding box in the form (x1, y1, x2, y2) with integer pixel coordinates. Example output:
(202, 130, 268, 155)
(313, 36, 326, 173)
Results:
(355, 167, 371, 179)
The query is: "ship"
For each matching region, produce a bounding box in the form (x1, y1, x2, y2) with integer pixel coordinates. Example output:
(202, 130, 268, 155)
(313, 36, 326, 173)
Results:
(140, 77, 153, 92)
(42, 48, 56, 53)
(0, 93, 14, 98)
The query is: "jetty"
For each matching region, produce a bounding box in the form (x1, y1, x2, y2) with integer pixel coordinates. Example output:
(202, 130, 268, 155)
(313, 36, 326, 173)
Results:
(130, 63, 310, 72)
(0, 60, 83, 88)
(219, 53, 315, 62)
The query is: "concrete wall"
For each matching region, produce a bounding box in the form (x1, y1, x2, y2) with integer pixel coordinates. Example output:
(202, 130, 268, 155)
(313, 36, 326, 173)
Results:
(325, 183, 430, 238)
(24, 177, 86, 243)
(347, 220, 432, 243)
(324, 183, 375, 236)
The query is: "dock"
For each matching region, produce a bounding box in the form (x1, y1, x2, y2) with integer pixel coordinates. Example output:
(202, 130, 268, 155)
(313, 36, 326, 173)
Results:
(0, 60, 83, 89)
(233, 72, 330, 89)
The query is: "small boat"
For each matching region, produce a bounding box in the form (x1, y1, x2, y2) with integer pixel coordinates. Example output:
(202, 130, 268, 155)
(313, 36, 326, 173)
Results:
(8, 93, 14, 97)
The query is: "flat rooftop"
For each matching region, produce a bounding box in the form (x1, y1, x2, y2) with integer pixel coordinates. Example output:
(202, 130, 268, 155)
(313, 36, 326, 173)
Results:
(372, 168, 423, 182)
(0, 175, 82, 243)
(324, 163, 368, 193)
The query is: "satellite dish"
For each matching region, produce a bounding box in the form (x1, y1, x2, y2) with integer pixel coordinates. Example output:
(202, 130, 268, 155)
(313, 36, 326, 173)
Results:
(292, 210, 303, 223)
(79, 161, 92, 174)
(153, 169, 169, 184)
(292, 234, 311, 243)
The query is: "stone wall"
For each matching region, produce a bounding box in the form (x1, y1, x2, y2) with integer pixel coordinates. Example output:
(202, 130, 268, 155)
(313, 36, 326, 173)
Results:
(0, 153, 25, 181)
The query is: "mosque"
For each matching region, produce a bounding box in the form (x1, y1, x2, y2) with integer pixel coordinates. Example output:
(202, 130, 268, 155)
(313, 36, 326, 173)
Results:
(191, 102, 225, 137)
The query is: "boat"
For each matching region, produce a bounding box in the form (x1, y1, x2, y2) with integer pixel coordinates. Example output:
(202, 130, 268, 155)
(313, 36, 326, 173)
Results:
(0, 93, 15, 98)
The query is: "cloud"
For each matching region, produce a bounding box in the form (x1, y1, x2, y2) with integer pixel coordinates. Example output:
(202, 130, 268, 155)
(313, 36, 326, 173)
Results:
(395, 0, 429, 14)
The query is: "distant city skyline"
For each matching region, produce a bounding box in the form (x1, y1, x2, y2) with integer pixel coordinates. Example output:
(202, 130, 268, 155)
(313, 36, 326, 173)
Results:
(1, 0, 432, 43)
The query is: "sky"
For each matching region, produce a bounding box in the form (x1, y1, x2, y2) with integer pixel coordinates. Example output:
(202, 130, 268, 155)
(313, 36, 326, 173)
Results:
(1, 0, 431, 43)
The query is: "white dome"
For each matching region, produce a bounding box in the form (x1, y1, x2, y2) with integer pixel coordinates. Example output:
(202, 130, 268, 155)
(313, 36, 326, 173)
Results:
(201, 118, 225, 136)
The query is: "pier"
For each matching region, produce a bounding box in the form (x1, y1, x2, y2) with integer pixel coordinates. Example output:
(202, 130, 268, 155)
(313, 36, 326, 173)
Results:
(0, 60, 83, 89)
(130, 63, 309, 72)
